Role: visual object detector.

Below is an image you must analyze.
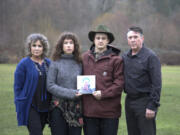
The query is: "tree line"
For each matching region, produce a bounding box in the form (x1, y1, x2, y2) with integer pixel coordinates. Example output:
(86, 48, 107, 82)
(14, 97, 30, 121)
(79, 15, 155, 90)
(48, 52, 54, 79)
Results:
(0, 0, 180, 65)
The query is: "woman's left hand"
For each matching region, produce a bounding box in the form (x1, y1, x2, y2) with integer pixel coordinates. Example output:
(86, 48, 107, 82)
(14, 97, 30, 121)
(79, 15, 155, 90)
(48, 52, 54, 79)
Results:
(76, 91, 82, 97)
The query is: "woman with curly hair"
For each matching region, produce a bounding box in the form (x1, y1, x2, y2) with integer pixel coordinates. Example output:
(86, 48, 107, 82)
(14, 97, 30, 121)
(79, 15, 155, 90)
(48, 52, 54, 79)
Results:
(47, 32, 83, 135)
(14, 33, 51, 135)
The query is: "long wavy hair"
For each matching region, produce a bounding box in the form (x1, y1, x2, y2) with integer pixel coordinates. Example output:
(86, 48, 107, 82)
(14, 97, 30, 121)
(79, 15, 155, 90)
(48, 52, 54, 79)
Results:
(52, 32, 82, 63)
(25, 33, 50, 59)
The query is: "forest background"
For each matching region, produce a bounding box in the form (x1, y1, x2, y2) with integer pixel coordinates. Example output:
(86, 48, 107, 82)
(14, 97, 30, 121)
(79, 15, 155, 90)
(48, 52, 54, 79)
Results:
(0, 0, 180, 65)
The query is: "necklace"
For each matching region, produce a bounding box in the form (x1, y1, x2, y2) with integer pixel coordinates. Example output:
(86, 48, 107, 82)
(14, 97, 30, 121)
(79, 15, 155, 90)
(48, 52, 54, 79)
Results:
(33, 60, 48, 76)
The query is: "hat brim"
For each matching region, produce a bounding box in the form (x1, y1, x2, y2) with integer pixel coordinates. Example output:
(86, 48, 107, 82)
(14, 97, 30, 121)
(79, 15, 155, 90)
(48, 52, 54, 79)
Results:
(88, 31, 114, 44)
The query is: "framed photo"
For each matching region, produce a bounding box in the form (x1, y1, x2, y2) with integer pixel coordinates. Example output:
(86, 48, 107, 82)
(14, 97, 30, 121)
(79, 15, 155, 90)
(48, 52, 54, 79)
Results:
(77, 75, 96, 94)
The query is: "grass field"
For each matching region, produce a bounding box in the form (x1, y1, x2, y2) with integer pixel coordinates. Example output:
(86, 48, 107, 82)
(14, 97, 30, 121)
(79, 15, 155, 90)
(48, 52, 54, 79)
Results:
(0, 64, 180, 135)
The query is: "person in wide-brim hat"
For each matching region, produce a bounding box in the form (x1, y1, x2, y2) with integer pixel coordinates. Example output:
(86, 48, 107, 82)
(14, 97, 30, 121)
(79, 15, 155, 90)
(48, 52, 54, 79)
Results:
(81, 24, 123, 135)
(88, 24, 115, 44)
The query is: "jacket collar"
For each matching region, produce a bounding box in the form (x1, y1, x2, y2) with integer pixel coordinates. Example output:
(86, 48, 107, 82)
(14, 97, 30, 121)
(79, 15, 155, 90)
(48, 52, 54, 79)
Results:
(89, 44, 121, 56)
(127, 44, 145, 58)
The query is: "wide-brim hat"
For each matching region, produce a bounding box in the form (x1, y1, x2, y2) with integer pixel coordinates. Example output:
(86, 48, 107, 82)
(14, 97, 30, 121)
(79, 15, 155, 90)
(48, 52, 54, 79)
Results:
(88, 24, 114, 44)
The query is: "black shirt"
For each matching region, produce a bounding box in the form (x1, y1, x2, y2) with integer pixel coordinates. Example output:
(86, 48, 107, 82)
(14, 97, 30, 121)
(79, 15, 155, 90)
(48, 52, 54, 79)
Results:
(123, 45, 162, 111)
(32, 62, 51, 112)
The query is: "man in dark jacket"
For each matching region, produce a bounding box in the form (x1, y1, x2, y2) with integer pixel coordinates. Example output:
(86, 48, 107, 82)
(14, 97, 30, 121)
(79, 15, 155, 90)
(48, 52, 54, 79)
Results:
(123, 26, 162, 135)
(82, 24, 124, 135)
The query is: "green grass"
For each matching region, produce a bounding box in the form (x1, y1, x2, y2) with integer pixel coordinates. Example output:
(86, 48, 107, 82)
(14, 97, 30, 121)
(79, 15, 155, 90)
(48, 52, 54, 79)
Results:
(0, 64, 180, 135)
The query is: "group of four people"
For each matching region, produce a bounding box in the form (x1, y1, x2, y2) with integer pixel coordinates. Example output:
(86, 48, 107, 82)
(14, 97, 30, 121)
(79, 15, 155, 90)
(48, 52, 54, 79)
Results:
(14, 25, 162, 135)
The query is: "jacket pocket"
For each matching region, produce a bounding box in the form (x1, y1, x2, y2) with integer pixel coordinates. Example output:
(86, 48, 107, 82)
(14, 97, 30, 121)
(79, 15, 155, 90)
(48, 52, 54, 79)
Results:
(15, 97, 27, 112)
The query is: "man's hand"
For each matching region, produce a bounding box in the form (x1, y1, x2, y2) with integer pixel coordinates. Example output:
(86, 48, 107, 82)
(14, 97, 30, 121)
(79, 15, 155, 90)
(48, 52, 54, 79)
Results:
(145, 108, 155, 119)
(93, 90, 102, 100)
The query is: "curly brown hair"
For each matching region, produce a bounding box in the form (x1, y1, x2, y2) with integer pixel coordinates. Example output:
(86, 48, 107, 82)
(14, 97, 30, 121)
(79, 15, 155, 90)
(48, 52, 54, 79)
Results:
(52, 32, 82, 63)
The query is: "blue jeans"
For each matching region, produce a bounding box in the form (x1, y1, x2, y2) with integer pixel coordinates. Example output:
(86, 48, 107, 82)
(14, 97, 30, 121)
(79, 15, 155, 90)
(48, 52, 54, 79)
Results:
(49, 107, 82, 135)
(83, 117, 119, 135)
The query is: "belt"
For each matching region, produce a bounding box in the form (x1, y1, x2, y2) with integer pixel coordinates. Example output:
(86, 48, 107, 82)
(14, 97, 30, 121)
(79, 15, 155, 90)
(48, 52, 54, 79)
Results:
(127, 93, 149, 99)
